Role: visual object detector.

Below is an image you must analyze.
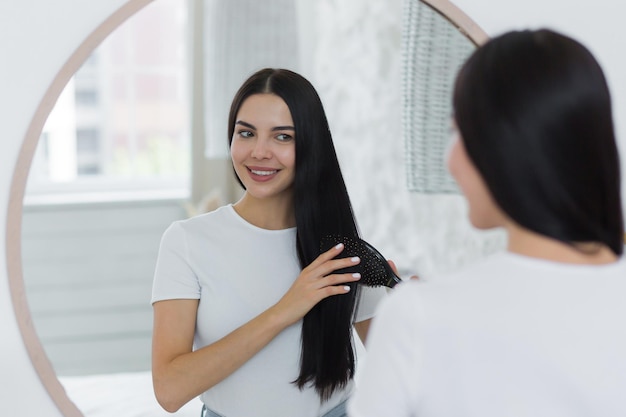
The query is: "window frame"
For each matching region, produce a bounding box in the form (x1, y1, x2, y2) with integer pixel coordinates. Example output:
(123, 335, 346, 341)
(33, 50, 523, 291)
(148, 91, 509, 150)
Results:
(23, 0, 193, 206)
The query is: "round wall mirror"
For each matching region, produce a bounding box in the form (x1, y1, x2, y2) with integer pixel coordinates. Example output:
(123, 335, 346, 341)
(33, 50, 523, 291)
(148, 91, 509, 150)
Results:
(8, 1, 488, 416)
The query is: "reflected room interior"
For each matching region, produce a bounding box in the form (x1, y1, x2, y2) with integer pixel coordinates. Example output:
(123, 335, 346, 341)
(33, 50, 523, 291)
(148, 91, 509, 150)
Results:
(19, 0, 496, 416)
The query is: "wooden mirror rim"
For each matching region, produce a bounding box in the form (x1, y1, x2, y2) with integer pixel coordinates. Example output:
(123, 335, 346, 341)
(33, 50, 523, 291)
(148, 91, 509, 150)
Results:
(421, 0, 489, 46)
(6, 1, 154, 415)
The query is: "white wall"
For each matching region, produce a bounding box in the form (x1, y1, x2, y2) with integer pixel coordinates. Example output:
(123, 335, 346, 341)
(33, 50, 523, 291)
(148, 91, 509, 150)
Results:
(23, 200, 186, 376)
(1, 0, 625, 416)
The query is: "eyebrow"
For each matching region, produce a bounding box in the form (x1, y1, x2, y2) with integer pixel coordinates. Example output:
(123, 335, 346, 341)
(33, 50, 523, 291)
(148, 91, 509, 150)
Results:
(235, 120, 295, 131)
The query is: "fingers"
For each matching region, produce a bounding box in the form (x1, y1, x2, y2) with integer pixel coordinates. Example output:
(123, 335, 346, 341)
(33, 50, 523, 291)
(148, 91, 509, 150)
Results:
(319, 272, 361, 289)
(388, 259, 420, 281)
(319, 272, 361, 298)
(308, 243, 346, 268)
(290, 243, 362, 308)
(324, 256, 360, 276)
(306, 243, 361, 278)
(321, 283, 353, 297)
(387, 259, 399, 276)
(276, 246, 363, 325)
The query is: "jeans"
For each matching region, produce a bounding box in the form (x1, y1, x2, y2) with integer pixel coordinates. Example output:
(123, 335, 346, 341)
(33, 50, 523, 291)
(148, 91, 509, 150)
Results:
(200, 399, 348, 417)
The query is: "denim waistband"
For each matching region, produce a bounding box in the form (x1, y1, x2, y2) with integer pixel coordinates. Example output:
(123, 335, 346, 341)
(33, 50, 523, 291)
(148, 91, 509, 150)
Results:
(200, 398, 347, 417)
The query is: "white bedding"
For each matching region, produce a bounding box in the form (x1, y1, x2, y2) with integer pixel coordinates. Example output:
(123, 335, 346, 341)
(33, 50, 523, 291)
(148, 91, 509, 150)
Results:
(60, 371, 203, 417)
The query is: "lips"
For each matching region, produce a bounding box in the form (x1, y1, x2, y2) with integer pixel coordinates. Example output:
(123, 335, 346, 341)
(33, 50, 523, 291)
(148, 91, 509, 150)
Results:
(250, 169, 278, 176)
(247, 166, 279, 181)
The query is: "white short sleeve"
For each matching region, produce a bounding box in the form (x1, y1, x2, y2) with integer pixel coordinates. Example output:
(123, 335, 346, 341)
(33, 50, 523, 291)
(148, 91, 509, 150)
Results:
(151, 221, 201, 304)
(355, 286, 388, 322)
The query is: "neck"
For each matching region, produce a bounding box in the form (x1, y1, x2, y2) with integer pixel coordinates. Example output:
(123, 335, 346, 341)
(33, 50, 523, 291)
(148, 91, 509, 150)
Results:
(505, 222, 618, 265)
(233, 192, 295, 230)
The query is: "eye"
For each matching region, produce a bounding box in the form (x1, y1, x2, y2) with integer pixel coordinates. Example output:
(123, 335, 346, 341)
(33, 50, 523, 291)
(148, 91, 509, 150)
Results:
(276, 133, 293, 142)
(238, 130, 254, 138)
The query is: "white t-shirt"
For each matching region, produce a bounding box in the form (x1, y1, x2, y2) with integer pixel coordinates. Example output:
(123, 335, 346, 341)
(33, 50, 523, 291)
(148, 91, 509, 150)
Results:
(152, 205, 386, 417)
(349, 251, 626, 417)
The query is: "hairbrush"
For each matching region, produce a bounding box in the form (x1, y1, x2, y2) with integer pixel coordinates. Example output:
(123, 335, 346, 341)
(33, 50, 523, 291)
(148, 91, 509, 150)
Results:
(320, 235, 402, 288)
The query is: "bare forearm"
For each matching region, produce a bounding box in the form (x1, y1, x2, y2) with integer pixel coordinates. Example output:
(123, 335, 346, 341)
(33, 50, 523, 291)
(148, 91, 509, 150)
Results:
(354, 319, 372, 345)
(153, 306, 289, 412)
(153, 244, 362, 412)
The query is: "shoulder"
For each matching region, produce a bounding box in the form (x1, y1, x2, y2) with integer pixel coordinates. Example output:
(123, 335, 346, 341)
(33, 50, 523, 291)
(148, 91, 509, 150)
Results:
(157, 206, 238, 253)
(163, 205, 235, 236)
(377, 252, 513, 315)
(178, 204, 234, 228)
(414, 252, 512, 291)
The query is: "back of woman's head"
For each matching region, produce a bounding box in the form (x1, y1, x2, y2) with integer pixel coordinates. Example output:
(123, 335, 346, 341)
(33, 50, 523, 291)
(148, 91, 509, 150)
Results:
(453, 29, 624, 255)
(228, 68, 361, 400)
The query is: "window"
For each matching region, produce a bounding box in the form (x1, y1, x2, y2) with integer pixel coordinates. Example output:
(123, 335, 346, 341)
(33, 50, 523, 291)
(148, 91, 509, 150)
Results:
(25, 0, 190, 202)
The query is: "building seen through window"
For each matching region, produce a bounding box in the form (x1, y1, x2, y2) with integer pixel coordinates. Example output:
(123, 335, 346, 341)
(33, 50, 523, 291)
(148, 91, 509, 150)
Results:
(27, 0, 189, 200)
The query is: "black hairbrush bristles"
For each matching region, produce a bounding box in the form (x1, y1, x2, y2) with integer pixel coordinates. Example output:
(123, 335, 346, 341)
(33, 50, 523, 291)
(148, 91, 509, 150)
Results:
(320, 235, 403, 288)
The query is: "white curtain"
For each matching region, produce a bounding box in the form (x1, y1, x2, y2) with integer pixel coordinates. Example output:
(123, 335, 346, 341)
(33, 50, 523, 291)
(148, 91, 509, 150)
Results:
(203, 0, 301, 158)
(402, 0, 475, 194)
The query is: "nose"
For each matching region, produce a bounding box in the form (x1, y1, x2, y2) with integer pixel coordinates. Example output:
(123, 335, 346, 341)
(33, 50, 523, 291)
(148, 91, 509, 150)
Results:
(251, 137, 272, 159)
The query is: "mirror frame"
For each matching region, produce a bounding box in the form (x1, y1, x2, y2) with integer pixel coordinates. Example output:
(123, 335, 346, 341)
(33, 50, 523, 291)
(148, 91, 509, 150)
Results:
(421, 0, 488, 45)
(5, 0, 487, 416)
(6, 1, 154, 415)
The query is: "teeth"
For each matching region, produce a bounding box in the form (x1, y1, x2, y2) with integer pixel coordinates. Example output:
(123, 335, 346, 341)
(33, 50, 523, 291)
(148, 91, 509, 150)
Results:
(251, 169, 277, 176)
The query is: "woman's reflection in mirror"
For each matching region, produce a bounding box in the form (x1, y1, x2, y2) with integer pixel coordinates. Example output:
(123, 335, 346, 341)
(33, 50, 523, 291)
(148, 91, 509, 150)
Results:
(151, 68, 387, 417)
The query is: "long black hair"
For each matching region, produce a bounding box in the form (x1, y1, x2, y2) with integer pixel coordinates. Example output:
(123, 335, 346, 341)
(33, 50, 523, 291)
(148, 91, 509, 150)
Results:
(228, 68, 362, 400)
(453, 29, 624, 255)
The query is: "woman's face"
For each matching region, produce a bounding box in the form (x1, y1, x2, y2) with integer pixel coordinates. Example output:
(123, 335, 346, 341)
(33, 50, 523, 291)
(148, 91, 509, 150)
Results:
(230, 93, 296, 202)
(447, 123, 506, 229)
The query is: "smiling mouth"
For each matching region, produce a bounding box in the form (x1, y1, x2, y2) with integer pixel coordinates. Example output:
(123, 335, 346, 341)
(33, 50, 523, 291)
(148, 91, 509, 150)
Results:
(249, 168, 278, 176)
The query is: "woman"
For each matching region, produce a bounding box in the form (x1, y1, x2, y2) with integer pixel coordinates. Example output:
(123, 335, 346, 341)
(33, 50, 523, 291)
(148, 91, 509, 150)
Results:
(151, 68, 386, 417)
(349, 29, 626, 416)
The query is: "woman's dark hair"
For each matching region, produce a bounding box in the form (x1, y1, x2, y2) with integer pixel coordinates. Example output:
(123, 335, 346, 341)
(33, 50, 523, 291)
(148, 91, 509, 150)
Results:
(227, 68, 361, 400)
(453, 29, 624, 255)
